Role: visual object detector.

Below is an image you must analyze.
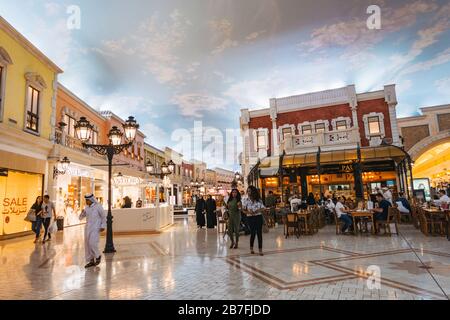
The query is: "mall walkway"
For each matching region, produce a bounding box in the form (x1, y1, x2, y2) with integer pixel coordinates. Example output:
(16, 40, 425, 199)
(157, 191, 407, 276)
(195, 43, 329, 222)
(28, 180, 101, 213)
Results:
(0, 217, 449, 300)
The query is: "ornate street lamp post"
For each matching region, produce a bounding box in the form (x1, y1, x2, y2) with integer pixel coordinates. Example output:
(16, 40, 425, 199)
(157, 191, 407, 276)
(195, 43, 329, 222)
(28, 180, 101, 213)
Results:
(75, 116, 139, 253)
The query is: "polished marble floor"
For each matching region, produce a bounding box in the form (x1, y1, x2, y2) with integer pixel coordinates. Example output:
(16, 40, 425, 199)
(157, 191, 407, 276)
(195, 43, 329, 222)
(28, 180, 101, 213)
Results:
(0, 217, 449, 300)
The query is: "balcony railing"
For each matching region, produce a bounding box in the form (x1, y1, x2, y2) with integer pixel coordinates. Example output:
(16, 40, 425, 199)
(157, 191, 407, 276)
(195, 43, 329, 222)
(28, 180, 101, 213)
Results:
(54, 128, 106, 159)
(281, 127, 360, 153)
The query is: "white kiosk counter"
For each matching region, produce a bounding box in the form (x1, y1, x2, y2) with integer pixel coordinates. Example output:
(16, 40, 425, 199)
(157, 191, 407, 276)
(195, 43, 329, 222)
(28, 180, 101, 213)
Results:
(112, 204, 174, 234)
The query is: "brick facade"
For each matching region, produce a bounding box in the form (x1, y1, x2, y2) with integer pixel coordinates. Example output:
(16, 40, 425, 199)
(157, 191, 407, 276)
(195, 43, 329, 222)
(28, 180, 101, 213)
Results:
(356, 98, 392, 147)
(401, 125, 430, 151)
(276, 103, 353, 132)
(437, 113, 450, 131)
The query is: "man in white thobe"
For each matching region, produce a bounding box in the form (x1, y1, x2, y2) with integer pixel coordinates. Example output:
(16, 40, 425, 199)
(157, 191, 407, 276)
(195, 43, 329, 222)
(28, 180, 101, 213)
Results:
(79, 194, 106, 268)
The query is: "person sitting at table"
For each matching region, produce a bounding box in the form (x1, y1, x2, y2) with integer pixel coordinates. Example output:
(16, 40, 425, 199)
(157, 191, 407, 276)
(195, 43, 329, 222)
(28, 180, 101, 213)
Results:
(395, 192, 411, 214)
(335, 197, 352, 234)
(307, 193, 316, 206)
(325, 195, 335, 224)
(434, 189, 450, 207)
(372, 193, 392, 230)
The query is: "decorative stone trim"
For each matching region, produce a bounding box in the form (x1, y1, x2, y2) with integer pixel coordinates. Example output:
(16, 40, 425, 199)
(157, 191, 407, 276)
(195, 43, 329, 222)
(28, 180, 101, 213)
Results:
(363, 112, 385, 138)
(278, 124, 296, 141)
(25, 72, 47, 90)
(297, 121, 314, 135)
(0, 47, 13, 65)
(331, 117, 352, 131)
(362, 112, 385, 146)
(255, 127, 269, 151)
(23, 72, 47, 135)
(312, 119, 330, 133)
(0, 47, 12, 122)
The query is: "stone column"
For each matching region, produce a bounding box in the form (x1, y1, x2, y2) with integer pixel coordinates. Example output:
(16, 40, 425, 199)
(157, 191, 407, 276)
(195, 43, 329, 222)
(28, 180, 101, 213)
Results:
(384, 85, 401, 146)
(270, 99, 279, 156)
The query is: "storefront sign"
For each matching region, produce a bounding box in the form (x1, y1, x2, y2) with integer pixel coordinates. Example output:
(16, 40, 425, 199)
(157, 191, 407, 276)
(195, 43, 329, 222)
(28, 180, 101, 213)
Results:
(340, 164, 353, 173)
(114, 176, 143, 186)
(0, 170, 43, 236)
(1, 198, 28, 215)
(66, 165, 93, 178)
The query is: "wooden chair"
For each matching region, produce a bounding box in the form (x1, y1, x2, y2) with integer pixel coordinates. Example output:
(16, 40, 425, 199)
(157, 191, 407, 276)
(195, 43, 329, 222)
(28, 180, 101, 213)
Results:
(285, 212, 300, 238)
(375, 207, 399, 235)
(263, 208, 275, 228)
(333, 211, 342, 235)
(418, 207, 433, 236)
(446, 211, 449, 240)
(411, 205, 420, 229)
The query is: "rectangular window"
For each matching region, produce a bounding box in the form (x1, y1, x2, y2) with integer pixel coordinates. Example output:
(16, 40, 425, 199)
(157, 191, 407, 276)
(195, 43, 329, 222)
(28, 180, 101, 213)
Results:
(282, 127, 292, 141)
(302, 125, 312, 135)
(368, 116, 381, 135)
(64, 114, 77, 137)
(257, 131, 266, 150)
(336, 120, 347, 131)
(315, 123, 326, 133)
(26, 86, 40, 132)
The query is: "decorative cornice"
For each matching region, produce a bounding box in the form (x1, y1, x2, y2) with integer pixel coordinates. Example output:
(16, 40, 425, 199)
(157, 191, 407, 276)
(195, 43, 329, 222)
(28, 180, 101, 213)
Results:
(0, 46, 13, 65)
(0, 16, 62, 73)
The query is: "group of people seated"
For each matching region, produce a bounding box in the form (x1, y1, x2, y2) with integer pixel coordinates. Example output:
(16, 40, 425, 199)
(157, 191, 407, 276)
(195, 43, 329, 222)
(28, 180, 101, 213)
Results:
(323, 189, 414, 234)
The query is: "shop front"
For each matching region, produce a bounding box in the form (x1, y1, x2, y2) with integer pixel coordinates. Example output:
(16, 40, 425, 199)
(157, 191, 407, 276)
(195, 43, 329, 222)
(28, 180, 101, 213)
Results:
(53, 163, 107, 227)
(252, 145, 411, 203)
(0, 168, 44, 238)
(112, 174, 145, 208)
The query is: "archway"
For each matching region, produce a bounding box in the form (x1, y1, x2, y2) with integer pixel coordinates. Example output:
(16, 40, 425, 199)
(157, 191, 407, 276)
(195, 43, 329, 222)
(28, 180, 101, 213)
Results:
(412, 134, 450, 192)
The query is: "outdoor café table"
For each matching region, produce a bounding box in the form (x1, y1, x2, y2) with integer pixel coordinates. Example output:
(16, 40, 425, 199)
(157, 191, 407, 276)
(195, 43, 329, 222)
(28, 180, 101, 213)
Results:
(423, 208, 447, 236)
(349, 210, 375, 235)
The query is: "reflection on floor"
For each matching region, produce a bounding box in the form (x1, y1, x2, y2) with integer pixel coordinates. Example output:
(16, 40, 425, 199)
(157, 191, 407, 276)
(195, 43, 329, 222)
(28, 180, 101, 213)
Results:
(0, 217, 449, 300)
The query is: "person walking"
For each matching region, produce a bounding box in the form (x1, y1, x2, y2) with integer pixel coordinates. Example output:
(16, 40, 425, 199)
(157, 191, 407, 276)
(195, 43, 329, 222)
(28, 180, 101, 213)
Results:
(226, 189, 242, 249)
(242, 186, 266, 256)
(195, 195, 206, 228)
(79, 194, 106, 268)
(205, 195, 217, 229)
(30, 196, 43, 243)
(41, 195, 57, 243)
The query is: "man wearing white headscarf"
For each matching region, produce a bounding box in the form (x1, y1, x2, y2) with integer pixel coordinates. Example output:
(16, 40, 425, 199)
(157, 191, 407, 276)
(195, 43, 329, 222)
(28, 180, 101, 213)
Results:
(79, 194, 106, 268)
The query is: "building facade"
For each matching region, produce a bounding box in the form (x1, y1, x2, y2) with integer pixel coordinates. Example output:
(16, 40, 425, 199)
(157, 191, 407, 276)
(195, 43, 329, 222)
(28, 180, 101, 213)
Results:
(398, 104, 450, 199)
(181, 160, 194, 206)
(0, 17, 62, 239)
(49, 84, 108, 227)
(143, 143, 166, 205)
(165, 147, 183, 205)
(240, 84, 410, 202)
(214, 167, 237, 194)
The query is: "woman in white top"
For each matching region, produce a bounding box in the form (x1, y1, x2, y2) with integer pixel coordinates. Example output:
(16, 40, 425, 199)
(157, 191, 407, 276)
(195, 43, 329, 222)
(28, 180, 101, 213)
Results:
(242, 186, 265, 256)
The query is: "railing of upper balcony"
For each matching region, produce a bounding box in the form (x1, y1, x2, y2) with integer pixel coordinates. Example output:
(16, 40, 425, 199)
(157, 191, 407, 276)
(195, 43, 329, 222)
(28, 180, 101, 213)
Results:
(54, 128, 106, 159)
(281, 127, 360, 152)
